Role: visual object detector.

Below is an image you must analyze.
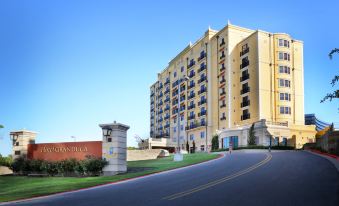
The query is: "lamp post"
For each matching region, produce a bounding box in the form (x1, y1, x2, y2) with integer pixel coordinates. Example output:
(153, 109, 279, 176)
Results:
(174, 75, 190, 161)
(10, 133, 18, 146)
(102, 127, 112, 142)
(71, 136, 76, 142)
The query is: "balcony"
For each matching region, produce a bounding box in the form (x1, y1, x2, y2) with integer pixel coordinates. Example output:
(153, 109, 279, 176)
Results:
(187, 104, 195, 110)
(158, 93, 163, 98)
(164, 97, 170, 103)
(240, 60, 249, 69)
(165, 79, 170, 85)
(198, 76, 207, 84)
(172, 80, 179, 88)
(159, 84, 163, 89)
(164, 124, 170, 129)
(188, 83, 195, 90)
(187, 114, 196, 120)
(180, 96, 185, 102)
(164, 106, 170, 111)
(219, 54, 225, 60)
(158, 101, 163, 106)
(220, 66, 225, 72)
(189, 72, 195, 78)
(185, 121, 206, 130)
(198, 65, 206, 73)
(164, 88, 170, 94)
(172, 109, 178, 115)
(240, 47, 249, 56)
(198, 110, 207, 117)
(220, 40, 225, 47)
(150, 92, 154, 97)
(219, 78, 225, 84)
(220, 103, 226, 108)
(188, 93, 195, 100)
(198, 99, 207, 106)
(198, 88, 206, 95)
(241, 113, 251, 120)
(180, 86, 185, 91)
(180, 106, 185, 112)
(240, 87, 250, 95)
(220, 116, 226, 121)
(198, 52, 206, 62)
(220, 91, 226, 96)
(172, 100, 178, 106)
(240, 73, 250, 82)
(164, 115, 170, 120)
(188, 60, 195, 69)
(241, 100, 250, 108)
(172, 90, 178, 97)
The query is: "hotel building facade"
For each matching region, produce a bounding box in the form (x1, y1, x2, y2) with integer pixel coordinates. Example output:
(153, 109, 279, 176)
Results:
(149, 23, 316, 152)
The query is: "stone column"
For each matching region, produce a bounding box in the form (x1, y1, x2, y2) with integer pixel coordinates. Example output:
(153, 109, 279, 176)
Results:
(10, 130, 37, 159)
(99, 121, 129, 176)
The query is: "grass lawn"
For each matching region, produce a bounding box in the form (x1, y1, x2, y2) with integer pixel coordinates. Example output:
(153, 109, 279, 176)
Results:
(0, 153, 219, 203)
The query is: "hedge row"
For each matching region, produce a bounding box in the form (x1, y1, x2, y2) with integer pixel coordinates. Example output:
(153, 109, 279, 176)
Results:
(11, 156, 108, 177)
(212, 145, 295, 152)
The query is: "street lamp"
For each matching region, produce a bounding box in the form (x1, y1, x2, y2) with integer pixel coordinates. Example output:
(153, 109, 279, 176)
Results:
(10, 133, 18, 146)
(174, 75, 190, 162)
(102, 127, 112, 142)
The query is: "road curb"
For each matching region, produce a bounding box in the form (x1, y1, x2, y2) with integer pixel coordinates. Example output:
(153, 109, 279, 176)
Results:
(0, 153, 224, 205)
(304, 150, 339, 172)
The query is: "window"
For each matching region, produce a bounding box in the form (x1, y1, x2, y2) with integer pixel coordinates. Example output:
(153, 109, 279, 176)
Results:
(108, 137, 112, 142)
(174, 118, 177, 123)
(180, 125, 184, 131)
(15, 142, 19, 146)
(200, 131, 205, 138)
(180, 115, 184, 121)
(279, 79, 291, 87)
(278, 39, 290, 48)
(14, 151, 20, 155)
(181, 66, 184, 72)
(174, 71, 177, 78)
(278, 52, 290, 61)
(174, 127, 176, 133)
(279, 93, 291, 101)
(190, 134, 194, 140)
(279, 66, 290, 74)
(280, 106, 291, 114)
(242, 43, 248, 51)
(200, 145, 205, 151)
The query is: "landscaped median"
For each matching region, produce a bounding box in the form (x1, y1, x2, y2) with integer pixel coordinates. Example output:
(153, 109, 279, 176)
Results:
(0, 153, 219, 203)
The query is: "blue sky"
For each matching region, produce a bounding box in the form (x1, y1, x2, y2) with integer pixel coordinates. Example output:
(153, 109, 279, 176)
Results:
(0, 0, 338, 156)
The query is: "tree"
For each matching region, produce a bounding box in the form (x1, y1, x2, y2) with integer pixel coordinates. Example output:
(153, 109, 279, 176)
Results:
(321, 48, 339, 108)
(248, 123, 256, 145)
(211, 134, 219, 150)
(0, 125, 3, 129)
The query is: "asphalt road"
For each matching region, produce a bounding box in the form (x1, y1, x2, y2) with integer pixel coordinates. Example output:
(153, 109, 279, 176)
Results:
(3, 150, 339, 206)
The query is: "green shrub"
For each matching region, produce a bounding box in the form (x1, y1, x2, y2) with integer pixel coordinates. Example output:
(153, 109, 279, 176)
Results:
(41, 161, 58, 176)
(81, 156, 108, 176)
(0, 154, 13, 167)
(57, 159, 78, 176)
(10, 156, 31, 174)
(29, 159, 44, 173)
(211, 135, 219, 151)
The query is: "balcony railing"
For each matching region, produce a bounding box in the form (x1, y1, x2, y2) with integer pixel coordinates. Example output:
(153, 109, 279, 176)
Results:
(185, 121, 206, 130)
(165, 79, 170, 85)
(220, 116, 226, 120)
(219, 54, 225, 60)
(188, 83, 195, 90)
(220, 91, 226, 96)
(198, 52, 206, 61)
(240, 73, 250, 82)
(240, 47, 249, 56)
(164, 88, 170, 94)
(219, 78, 225, 84)
(187, 104, 195, 110)
(172, 100, 178, 106)
(180, 96, 185, 102)
(187, 114, 196, 120)
(188, 93, 195, 100)
(240, 60, 249, 69)
(198, 76, 207, 84)
(241, 100, 250, 108)
(240, 87, 250, 95)
(220, 66, 225, 72)
(189, 72, 195, 78)
(188, 60, 195, 69)
(198, 65, 206, 73)
(241, 113, 251, 120)
(198, 110, 207, 117)
(220, 103, 226, 108)
(198, 88, 206, 95)
(164, 97, 170, 103)
(220, 41, 225, 47)
(198, 99, 207, 106)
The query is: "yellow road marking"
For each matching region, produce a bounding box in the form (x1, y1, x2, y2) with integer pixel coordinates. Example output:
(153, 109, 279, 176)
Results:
(163, 153, 272, 200)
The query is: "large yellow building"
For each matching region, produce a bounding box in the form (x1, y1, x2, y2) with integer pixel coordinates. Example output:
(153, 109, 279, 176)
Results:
(150, 23, 316, 152)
